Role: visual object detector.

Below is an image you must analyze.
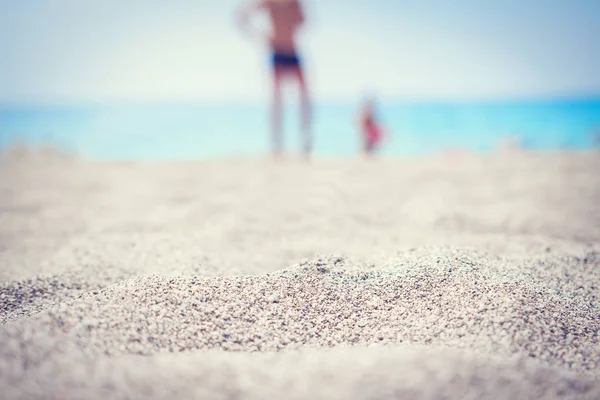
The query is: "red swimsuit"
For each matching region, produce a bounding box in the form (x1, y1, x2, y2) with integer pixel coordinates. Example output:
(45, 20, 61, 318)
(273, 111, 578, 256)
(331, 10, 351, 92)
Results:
(363, 115, 382, 152)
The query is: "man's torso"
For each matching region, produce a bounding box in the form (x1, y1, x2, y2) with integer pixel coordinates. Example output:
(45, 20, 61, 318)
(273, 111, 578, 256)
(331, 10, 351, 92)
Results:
(265, 0, 303, 53)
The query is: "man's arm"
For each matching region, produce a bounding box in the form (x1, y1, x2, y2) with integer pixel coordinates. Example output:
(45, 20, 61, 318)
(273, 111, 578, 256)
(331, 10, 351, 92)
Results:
(296, 1, 305, 26)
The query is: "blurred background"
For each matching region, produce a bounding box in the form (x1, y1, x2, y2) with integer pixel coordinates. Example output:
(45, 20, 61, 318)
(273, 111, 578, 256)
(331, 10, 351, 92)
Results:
(1, 0, 600, 160)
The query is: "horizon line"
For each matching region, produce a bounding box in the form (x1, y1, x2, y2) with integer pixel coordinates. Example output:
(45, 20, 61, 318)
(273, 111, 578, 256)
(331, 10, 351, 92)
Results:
(2, 94, 600, 109)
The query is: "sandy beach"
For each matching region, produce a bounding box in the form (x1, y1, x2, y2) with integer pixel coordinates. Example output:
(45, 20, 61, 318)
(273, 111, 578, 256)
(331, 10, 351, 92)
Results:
(1, 148, 599, 399)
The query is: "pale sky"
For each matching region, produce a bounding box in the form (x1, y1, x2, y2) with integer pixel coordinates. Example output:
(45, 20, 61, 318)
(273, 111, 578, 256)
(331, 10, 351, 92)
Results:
(1, 0, 600, 104)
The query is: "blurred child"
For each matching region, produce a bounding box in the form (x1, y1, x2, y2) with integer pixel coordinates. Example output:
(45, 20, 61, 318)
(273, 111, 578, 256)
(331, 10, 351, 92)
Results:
(357, 99, 389, 156)
(237, 0, 312, 158)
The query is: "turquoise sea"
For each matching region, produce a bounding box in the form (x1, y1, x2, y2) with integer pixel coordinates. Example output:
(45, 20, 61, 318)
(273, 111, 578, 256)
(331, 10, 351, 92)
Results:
(1, 99, 599, 160)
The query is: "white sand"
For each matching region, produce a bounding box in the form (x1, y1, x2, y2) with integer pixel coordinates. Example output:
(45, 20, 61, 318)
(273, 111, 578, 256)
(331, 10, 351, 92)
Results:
(1, 148, 599, 399)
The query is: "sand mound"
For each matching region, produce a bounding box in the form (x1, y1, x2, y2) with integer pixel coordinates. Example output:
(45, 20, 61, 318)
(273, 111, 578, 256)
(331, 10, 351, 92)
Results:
(2, 252, 599, 375)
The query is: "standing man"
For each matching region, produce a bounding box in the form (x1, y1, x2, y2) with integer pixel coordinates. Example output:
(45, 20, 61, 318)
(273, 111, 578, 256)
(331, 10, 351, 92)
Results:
(237, 0, 312, 158)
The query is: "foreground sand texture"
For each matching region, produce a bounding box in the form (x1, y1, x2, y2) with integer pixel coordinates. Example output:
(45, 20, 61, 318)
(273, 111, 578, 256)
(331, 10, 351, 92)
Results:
(1, 149, 599, 399)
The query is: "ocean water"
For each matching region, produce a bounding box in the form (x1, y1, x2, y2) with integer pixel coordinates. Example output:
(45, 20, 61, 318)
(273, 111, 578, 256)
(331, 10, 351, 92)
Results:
(1, 99, 599, 160)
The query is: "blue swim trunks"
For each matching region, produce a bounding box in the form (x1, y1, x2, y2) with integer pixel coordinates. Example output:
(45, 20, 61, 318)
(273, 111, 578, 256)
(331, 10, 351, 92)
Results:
(272, 52, 301, 68)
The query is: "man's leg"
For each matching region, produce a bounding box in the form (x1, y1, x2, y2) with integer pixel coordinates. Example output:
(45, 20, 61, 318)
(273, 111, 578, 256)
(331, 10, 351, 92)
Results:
(294, 67, 312, 156)
(271, 68, 284, 157)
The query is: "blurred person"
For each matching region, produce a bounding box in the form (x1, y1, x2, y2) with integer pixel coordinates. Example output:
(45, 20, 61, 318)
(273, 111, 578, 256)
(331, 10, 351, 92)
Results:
(357, 98, 389, 156)
(236, 0, 312, 158)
